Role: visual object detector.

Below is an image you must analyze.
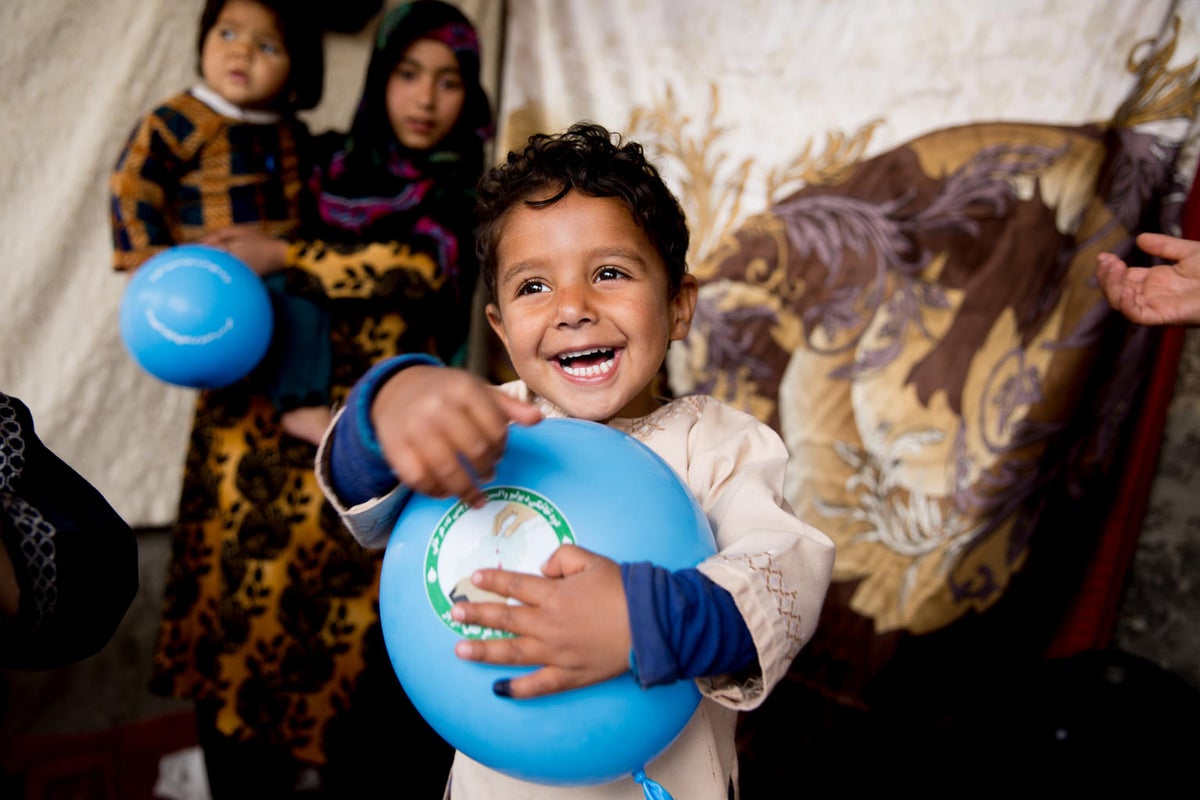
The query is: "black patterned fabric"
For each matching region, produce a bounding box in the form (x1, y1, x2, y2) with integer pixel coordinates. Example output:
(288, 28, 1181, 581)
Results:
(0, 392, 138, 670)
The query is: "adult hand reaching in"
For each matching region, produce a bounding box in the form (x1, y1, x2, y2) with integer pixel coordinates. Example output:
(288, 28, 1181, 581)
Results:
(1096, 232, 1200, 327)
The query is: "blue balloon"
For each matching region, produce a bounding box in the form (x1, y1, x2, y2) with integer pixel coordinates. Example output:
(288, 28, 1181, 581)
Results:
(119, 244, 273, 389)
(380, 418, 717, 787)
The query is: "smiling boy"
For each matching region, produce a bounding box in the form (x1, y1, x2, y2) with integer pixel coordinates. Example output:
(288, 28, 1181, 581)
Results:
(316, 122, 834, 799)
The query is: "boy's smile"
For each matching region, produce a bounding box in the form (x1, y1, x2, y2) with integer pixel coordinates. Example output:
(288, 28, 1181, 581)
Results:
(486, 190, 696, 422)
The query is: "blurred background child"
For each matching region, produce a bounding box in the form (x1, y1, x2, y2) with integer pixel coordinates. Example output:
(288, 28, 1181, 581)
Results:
(110, 0, 332, 444)
(119, 2, 495, 796)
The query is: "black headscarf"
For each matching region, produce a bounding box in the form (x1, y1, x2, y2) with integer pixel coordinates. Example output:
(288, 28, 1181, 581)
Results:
(309, 0, 493, 245)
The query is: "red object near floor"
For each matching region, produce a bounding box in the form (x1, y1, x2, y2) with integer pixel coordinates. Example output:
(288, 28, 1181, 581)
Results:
(0, 709, 198, 800)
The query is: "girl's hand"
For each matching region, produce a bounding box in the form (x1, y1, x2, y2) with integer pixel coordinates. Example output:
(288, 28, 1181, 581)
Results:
(450, 544, 632, 698)
(202, 226, 289, 275)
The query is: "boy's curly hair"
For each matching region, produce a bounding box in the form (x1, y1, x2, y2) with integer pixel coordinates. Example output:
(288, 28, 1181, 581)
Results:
(474, 121, 690, 303)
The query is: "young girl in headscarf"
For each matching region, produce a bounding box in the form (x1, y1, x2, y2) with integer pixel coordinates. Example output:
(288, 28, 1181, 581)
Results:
(148, 3, 493, 796)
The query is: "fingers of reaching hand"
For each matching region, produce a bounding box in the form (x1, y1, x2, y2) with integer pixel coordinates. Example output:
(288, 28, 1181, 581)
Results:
(493, 503, 537, 537)
(1095, 253, 1129, 307)
(1137, 232, 1186, 262)
(1137, 233, 1200, 273)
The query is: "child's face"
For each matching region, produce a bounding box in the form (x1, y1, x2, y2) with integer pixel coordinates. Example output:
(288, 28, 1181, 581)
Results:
(386, 39, 465, 151)
(200, 0, 291, 111)
(485, 190, 697, 422)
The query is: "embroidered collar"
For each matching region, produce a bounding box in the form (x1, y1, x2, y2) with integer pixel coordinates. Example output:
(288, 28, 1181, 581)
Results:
(190, 84, 282, 124)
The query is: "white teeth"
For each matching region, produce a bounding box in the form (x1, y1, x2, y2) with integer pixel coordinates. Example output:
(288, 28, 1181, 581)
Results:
(560, 347, 605, 359)
(558, 348, 615, 377)
(562, 359, 613, 377)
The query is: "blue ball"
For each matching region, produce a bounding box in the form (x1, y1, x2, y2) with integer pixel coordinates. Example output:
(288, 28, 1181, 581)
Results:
(380, 418, 717, 786)
(119, 244, 273, 389)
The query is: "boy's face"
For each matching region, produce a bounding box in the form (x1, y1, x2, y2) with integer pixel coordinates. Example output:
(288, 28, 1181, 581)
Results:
(486, 190, 697, 422)
(201, 0, 291, 111)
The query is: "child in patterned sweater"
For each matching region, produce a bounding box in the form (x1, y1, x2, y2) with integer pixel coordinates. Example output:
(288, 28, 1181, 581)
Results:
(110, 0, 331, 444)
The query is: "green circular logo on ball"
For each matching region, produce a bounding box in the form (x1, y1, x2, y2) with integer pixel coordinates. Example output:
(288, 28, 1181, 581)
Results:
(424, 486, 575, 639)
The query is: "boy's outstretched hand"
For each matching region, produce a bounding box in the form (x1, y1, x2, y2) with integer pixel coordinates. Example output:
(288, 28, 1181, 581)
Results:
(371, 366, 542, 508)
(450, 544, 633, 699)
(1096, 232, 1200, 327)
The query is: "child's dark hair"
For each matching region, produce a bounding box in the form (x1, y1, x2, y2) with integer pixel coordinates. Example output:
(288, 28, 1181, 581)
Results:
(196, 0, 325, 111)
(475, 122, 690, 303)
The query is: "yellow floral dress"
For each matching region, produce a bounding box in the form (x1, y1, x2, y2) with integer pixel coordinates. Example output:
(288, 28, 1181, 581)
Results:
(150, 238, 470, 764)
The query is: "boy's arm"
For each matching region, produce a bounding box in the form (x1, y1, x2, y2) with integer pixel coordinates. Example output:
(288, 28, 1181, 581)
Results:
(325, 353, 441, 508)
(315, 355, 542, 547)
(449, 535, 757, 700)
(687, 405, 836, 706)
(451, 551, 757, 698)
(621, 564, 755, 688)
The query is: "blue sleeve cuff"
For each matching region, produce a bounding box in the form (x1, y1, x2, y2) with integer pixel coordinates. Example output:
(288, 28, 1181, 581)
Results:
(329, 353, 442, 505)
(621, 562, 757, 689)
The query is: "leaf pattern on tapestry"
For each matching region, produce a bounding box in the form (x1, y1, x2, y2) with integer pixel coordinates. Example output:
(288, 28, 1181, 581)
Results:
(816, 422, 981, 613)
(1112, 16, 1200, 129)
(628, 82, 881, 270)
(670, 120, 1191, 637)
(772, 142, 1063, 379)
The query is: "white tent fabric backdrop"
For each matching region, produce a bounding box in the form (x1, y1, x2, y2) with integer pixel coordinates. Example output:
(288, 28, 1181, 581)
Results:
(494, 0, 1199, 249)
(1, 0, 1197, 537)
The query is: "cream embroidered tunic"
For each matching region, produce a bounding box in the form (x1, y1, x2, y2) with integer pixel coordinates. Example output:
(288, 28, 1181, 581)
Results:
(315, 383, 835, 799)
